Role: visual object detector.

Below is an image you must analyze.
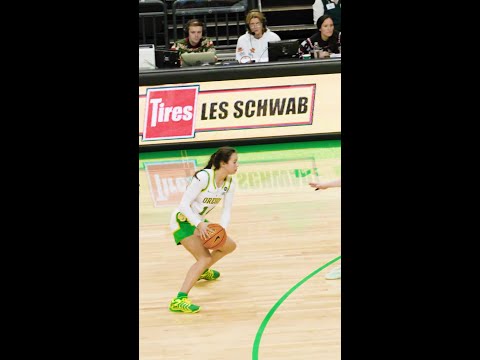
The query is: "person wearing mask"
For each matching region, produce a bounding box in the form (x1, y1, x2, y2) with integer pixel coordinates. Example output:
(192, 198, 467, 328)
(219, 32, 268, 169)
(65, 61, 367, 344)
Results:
(299, 14, 341, 59)
(235, 9, 281, 64)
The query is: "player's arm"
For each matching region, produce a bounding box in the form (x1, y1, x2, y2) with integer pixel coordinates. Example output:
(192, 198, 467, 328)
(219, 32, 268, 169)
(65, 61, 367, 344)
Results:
(178, 171, 208, 229)
(309, 178, 341, 190)
(219, 178, 236, 229)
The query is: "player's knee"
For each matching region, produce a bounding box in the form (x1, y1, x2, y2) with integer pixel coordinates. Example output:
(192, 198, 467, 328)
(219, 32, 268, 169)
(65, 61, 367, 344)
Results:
(226, 238, 237, 253)
(199, 255, 213, 268)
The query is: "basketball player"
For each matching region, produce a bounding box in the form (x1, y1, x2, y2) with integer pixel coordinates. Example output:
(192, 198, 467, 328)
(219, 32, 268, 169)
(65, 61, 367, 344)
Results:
(169, 146, 239, 313)
(309, 178, 341, 280)
(235, 9, 281, 63)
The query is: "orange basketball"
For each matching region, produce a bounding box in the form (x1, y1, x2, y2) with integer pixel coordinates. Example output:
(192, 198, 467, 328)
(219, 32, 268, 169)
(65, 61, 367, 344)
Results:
(202, 223, 227, 250)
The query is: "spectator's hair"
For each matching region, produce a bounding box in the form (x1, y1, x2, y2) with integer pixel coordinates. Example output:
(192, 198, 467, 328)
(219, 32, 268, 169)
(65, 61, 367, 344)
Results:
(184, 18, 207, 37)
(316, 14, 334, 30)
(245, 9, 267, 34)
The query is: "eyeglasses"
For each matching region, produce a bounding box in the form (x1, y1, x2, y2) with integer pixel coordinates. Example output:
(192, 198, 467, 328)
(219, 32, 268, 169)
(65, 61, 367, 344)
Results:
(249, 22, 262, 27)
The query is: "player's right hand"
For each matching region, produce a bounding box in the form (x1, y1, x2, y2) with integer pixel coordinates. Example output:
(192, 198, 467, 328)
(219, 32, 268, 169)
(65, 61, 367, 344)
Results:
(196, 222, 212, 240)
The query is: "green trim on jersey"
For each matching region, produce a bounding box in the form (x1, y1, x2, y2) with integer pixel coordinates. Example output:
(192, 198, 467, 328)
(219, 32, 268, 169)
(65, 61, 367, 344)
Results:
(199, 170, 210, 192)
(224, 176, 232, 192)
(213, 169, 218, 189)
(172, 212, 208, 245)
(212, 169, 232, 192)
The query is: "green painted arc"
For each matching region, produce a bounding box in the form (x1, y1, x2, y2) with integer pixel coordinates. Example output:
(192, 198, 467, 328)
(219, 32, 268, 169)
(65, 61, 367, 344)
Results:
(252, 255, 341, 359)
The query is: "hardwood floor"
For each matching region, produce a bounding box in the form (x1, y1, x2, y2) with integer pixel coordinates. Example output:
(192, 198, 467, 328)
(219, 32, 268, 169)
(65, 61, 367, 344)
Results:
(139, 141, 341, 359)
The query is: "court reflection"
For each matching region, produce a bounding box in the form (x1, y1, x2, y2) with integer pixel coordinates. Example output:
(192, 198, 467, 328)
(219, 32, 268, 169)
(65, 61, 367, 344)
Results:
(140, 140, 340, 208)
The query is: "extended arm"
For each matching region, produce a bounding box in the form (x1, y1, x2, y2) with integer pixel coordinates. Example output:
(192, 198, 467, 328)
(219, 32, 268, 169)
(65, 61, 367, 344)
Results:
(178, 171, 208, 227)
(309, 178, 341, 190)
(219, 179, 236, 229)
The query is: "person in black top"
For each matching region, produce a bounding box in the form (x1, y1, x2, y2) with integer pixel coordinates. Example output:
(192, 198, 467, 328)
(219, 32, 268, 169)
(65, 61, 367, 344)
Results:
(312, 0, 341, 32)
(299, 14, 341, 58)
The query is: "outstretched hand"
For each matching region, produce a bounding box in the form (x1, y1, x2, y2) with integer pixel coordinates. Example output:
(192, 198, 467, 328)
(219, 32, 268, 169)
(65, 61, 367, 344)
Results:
(309, 182, 329, 190)
(309, 178, 341, 191)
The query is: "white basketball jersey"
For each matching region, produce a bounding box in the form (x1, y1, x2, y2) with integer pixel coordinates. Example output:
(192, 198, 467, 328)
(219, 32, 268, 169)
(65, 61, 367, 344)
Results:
(170, 169, 233, 228)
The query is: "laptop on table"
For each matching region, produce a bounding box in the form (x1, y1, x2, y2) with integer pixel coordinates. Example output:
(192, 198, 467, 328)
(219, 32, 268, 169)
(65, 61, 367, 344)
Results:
(181, 52, 217, 67)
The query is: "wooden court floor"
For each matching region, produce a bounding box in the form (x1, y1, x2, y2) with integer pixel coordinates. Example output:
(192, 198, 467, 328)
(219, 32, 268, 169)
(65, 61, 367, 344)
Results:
(139, 141, 341, 360)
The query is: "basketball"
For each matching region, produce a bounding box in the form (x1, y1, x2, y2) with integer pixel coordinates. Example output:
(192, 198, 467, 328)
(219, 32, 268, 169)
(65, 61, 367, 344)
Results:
(202, 223, 227, 250)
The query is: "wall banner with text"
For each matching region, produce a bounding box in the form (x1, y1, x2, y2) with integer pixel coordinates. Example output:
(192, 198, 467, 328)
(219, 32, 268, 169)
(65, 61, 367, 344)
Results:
(139, 73, 340, 146)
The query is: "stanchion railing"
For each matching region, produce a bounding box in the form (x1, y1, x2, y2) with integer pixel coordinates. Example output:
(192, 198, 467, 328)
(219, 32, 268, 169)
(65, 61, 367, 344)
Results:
(171, 0, 248, 49)
(139, 0, 169, 49)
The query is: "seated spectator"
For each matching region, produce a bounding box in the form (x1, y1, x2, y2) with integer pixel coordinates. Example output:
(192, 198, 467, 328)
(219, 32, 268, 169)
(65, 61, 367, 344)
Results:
(299, 14, 341, 58)
(312, 0, 341, 32)
(235, 9, 281, 63)
(171, 19, 216, 57)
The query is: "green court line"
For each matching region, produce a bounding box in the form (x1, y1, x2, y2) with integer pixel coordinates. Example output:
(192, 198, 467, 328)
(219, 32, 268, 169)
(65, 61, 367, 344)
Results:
(139, 140, 340, 169)
(252, 255, 341, 359)
(139, 140, 340, 161)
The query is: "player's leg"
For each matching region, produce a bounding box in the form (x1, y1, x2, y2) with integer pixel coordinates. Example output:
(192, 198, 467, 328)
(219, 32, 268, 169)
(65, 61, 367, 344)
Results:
(209, 236, 237, 267)
(169, 213, 213, 313)
(169, 234, 212, 313)
(197, 236, 236, 280)
(180, 234, 214, 288)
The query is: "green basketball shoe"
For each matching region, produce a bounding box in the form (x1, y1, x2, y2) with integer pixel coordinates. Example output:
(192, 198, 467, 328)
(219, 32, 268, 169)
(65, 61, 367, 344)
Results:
(198, 268, 220, 281)
(169, 296, 200, 313)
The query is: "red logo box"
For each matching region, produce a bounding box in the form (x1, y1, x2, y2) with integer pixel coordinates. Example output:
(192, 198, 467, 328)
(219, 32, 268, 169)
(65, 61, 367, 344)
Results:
(143, 86, 199, 141)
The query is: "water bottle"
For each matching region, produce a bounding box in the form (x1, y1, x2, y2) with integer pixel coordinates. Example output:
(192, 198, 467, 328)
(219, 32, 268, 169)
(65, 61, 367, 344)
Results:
(313, 42, 320, 59)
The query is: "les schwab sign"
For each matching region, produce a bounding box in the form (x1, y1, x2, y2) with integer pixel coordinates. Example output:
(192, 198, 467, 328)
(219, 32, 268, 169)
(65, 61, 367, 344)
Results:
(142, 84, 315, 141)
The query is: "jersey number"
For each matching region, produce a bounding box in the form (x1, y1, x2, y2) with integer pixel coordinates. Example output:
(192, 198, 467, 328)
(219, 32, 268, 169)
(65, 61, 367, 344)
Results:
(199, 206, 213, 215)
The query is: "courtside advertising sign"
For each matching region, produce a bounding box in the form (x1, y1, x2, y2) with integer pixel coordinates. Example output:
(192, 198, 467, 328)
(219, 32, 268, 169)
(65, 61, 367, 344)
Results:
(140, 81, 323, 143)
(139, 73, 341, 146)
(143, 85, 199, 141)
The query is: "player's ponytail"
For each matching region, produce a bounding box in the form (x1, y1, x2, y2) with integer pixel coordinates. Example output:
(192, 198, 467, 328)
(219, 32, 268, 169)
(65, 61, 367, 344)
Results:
(205, 153, 216, 170)
(193, 146, 237, 179)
